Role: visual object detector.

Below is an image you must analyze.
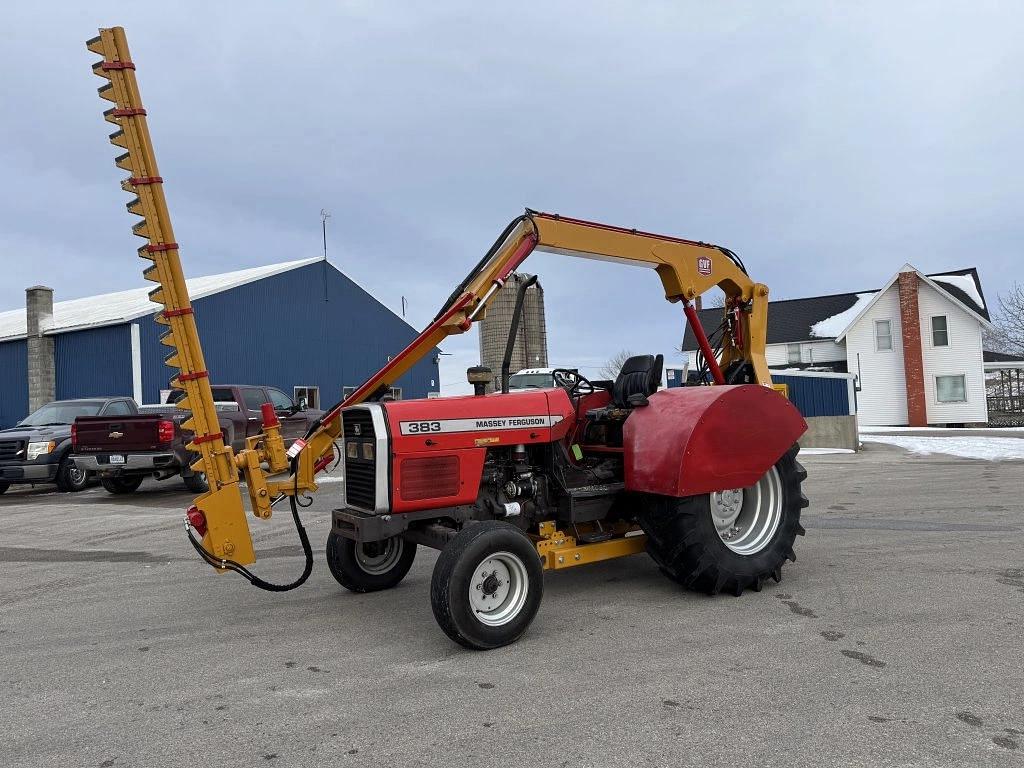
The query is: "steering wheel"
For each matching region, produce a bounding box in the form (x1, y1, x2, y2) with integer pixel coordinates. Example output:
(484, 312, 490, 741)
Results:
(552, 368, 595, 398)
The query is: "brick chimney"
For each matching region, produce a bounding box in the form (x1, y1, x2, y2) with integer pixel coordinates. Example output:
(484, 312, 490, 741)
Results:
(26, 286, 55, 412)
(897, 271, 927, 426)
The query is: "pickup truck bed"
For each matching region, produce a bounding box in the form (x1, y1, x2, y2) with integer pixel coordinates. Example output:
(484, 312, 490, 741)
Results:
(71, 384, 323, 494)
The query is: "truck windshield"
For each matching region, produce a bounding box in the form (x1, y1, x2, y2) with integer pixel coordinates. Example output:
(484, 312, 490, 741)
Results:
(508, 374, 553, 390)
(19, 402, 103, 426)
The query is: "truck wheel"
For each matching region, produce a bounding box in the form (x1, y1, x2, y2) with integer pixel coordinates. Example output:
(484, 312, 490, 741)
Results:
(326, 531, 416, 593)
(0, 481, 8, 495)
(637, 443, 808, 596)
(430, 521, 544, 650)
(100, 476, 144, 494)
(55, 457, 89, 493)
(182, 471, 209, 493)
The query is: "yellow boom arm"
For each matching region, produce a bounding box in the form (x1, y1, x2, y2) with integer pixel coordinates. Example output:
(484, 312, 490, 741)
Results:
(86, 27, 771, 572)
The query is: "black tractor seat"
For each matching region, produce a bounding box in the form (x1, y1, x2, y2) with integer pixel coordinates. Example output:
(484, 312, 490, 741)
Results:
(586, 354, 663, 423)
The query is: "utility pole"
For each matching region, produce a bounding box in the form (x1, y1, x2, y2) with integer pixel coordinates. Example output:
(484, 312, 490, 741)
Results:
(320, 209, 331, 260)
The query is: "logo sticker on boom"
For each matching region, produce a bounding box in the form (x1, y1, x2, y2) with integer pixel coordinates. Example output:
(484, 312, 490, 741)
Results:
(399, 415, 564, 435)
(697, 256, 712, 275)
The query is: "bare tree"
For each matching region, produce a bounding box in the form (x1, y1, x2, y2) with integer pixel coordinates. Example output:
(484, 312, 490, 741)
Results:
(985, 283, 1024, 356)
(701, 289, 726, 309)
(599, 349, 635, 380)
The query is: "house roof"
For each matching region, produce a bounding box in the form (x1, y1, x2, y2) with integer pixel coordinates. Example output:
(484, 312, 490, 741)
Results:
(681, 267, 989, 349)
(984, 350, 1024, 363)
(0, 258, 321, 341)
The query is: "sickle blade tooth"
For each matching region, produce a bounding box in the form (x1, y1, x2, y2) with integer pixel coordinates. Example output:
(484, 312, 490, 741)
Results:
(143, 265, 161, 283)
(148, 286, 166, 305)
(98, 82, 117, 102)
(132, 219, 150, 238)
(159, 331, 176, 348)
(127, 196, 144, 217)
(116, 153, 134, 172)
(86, 36, 105, 55)
(164, 351, 181, 368)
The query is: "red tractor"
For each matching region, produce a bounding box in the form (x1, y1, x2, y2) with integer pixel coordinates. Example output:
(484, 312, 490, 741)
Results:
(87, 27, 808, 650)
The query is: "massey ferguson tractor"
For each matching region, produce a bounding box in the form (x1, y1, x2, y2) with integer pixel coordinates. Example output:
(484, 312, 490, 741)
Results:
(86, 27, 808, 649)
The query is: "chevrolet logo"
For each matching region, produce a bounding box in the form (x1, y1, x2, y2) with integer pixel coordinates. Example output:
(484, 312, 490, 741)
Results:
(108, 431, 123, 439)
(353, 424, 362, 436)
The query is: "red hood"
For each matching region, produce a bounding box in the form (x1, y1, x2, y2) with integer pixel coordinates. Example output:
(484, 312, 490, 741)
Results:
(382, 389, 575, 451)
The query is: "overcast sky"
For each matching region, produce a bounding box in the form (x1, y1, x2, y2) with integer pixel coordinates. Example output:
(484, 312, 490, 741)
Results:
(2, 2, 1021, 394)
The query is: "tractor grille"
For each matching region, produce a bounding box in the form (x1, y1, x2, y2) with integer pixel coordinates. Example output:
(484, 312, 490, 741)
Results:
(0, 440, 25, 460)
(343, 408, 377, 511)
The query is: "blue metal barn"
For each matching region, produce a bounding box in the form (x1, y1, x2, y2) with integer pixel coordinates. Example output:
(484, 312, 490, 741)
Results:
(0, 259, 439, 428)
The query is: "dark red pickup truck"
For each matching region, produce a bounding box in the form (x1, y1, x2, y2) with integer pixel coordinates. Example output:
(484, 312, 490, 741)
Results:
(71, 385, 323, 494)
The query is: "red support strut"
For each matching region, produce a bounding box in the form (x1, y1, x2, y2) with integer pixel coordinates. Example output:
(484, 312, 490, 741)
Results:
(683, 299, 725, 385)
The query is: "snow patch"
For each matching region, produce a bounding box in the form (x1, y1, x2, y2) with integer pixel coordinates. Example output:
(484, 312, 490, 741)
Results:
(809, 292, 876, 338)
(800, 448, 855, 455)
(930, 274, 985, 312)
(862, 435, 1024, 461)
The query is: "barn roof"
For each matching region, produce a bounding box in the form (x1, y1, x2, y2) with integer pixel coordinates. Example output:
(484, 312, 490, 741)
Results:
(681, 267, 988, 349)
(0, 258, 321, 341)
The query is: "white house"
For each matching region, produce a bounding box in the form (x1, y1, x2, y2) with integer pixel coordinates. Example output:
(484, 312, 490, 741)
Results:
(682, 265, 992, 426)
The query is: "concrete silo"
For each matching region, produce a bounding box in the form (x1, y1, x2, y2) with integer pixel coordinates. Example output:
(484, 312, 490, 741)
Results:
(477, 272, 548, 391)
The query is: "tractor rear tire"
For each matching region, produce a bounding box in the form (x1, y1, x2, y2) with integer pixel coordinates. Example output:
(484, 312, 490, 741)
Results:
(100, 476, 144, 494)
(326, 531, 416, 593)
(430, 521, 544, 650)
(637, 443, 808, 596)
(0, 481, 8, 495)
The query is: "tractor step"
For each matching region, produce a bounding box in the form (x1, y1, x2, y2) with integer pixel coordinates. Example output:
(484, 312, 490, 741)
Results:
(577, 531, 614, 544)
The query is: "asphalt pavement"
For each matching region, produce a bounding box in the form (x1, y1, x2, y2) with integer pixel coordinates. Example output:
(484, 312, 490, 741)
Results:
(1, 444, 1022, 767)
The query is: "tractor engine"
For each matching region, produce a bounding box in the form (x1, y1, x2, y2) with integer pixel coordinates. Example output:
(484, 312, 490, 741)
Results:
(337, 387, 626, 536)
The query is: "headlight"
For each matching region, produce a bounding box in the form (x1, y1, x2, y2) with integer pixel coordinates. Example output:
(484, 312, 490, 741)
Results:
(27, 441, 56, 460)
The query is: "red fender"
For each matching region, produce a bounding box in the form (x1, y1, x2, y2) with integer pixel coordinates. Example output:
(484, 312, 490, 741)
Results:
(623, 385, 807, 497)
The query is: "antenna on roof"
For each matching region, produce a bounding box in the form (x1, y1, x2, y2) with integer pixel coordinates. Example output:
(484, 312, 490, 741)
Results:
(320, 209, 331, 261)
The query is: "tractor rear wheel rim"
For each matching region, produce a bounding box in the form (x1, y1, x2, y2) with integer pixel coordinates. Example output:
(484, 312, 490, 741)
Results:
(355, 537, 404, 575)
(711, 466, 784, 555)
(469, 551, 529, 627)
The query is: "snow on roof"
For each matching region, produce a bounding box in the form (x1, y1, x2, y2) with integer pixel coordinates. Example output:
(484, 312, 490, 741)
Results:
(930, 273, 985, 313)
(0, 258, 320, 341)
(809, 292, 877, 338)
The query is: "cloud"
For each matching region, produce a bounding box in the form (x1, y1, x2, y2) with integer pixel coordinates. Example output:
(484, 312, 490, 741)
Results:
(3, 2, 1022, 395)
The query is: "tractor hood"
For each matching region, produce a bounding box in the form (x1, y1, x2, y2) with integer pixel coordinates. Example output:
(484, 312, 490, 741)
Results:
(383, 389, 575, 452)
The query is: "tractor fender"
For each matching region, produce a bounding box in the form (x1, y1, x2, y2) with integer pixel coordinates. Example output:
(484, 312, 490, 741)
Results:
(623, 385, 807, 497)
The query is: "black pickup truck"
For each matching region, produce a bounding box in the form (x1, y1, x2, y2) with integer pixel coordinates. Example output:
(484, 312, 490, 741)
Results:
(71, 385, 323, 494)
(0, 397, 140, 494)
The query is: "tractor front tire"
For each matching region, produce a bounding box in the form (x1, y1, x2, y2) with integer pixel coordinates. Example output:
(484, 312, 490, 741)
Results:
(326, 531, 416, 593)
(430, 521, 544, 650)
(637, 443, 808, 596)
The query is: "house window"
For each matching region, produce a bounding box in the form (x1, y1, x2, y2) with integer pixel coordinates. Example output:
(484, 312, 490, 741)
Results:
(342, 386, 356, 400)
(931, 315, 949, 347)
(787, 344, 801, 364)
(875, 319, 893, 351)
(935, 374, 967, 403)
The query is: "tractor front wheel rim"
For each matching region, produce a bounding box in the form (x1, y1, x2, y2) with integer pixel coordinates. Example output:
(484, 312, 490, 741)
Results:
(355, 537, 404, 575)
(469, 551, 529, 627)
(711, 466, 784, 556)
